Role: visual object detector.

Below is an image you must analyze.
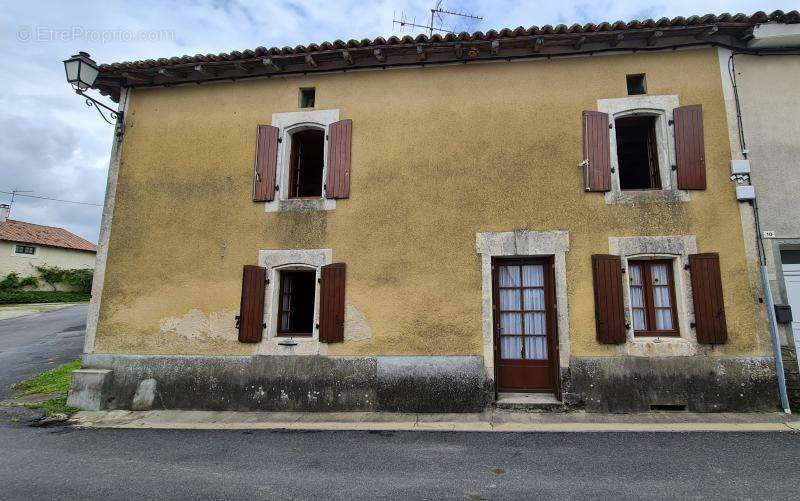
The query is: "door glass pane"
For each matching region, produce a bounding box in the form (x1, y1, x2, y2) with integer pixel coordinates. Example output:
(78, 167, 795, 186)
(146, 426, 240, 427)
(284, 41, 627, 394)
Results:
(522, 265, 544, 287)
(498, 265, 520, 287)
(523, 288, 545, 311)
(500, 336, 523, 359)
(499, 289, 520, 310)
(500, 313, 522, 335)
(524, 336, 548, 360)
(524, 312, 546, 335)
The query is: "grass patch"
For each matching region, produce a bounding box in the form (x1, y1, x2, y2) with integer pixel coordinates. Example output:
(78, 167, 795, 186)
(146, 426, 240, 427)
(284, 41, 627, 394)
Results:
(0, 291, 90, 304)
(12, 360, 81, 415)
(26, 395, 77, 415)
(12, 360, 81, 395)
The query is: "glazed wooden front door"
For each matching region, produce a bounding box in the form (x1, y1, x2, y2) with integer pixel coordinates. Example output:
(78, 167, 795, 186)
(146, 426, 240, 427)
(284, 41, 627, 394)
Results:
(492, 258, 559, 393)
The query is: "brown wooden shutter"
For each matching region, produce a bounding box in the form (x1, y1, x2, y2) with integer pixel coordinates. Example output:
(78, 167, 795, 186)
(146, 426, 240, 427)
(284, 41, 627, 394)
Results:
(591, 254, 626, 344)
(674, 105, 706, 190)
(582, 111, 611, 192)
(253, 125, 279, 202)
(689, 253, 728, 344)
(237, 265, 266, 343)
(325, 119, 352, 199)
(319, 263, 346, 343)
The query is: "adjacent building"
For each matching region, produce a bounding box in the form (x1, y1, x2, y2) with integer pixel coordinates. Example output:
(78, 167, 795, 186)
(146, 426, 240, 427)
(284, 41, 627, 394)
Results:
(0, 204, 97, 286)
(69, 11, 799, 413)
(717, 21, 800, 407)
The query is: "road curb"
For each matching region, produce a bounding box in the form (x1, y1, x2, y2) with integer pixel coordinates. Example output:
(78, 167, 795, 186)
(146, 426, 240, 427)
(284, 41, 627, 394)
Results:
(71, 410, 800, 433)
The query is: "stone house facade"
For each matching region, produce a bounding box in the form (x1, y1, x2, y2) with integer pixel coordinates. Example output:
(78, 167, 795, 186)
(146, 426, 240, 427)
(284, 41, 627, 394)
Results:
(69, 11, 799, 412)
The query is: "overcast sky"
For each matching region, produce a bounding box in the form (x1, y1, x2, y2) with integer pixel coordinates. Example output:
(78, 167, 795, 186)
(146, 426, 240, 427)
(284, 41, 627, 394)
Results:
(0, 0, 788, 243)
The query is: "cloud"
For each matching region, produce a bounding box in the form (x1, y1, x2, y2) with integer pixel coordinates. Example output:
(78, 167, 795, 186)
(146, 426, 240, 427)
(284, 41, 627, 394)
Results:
(1, 0, 786, 243)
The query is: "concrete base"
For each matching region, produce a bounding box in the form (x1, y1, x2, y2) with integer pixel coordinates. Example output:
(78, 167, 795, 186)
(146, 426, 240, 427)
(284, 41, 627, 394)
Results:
(495, 393, 562, 411)
(73, 353, 781, 414)
(77, 354, 489, 413)
(67, 369, 113, 411)
(566, 356, 780, 413)
(70, 409, 798, 432)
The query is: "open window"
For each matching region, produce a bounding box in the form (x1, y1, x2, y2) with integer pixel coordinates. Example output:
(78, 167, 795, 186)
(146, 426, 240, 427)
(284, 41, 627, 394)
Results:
(277, 269, 316, 337)
(615, 115, 660, 190)
(628, 259, 679, 337)
(288, 129, 325, 198)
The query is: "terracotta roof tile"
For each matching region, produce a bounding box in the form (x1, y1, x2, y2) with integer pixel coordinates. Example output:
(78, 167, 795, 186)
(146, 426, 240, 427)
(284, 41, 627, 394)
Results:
(98, 10, 798, 72)
(0, 220, 97, 253)
(92, 10, 800, 101)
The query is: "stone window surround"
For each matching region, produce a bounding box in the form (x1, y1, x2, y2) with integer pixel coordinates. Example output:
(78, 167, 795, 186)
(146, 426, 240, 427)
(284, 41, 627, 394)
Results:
(475, 230, 571, 376)
(264, 109, 340, 213)
(597, 94, 690, 205)
(256, 248, 332, 355)
(609, 235, 701, 357)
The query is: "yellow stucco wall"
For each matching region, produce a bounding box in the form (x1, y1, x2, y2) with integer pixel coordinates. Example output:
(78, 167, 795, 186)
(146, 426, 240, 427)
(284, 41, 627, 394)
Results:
(95, 47, 768, 358)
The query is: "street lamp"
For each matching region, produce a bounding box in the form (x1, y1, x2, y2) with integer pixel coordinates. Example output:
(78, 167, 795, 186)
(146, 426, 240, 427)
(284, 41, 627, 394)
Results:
(63, 52, 122, 125)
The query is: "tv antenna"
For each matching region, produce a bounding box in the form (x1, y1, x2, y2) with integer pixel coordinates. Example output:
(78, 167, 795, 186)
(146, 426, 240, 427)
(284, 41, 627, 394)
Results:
(393, 1, 483, 36)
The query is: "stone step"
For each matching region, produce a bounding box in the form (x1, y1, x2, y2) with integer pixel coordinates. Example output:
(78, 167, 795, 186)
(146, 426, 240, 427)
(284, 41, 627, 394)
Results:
(495, 392, 563, 411)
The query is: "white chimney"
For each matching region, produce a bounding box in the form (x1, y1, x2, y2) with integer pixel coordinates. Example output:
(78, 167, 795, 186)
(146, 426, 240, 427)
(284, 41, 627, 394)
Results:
(0, 204, 9, 223)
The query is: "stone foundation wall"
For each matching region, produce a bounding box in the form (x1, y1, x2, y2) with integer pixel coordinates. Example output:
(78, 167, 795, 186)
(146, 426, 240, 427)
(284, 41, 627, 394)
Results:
(565, 356, 779, 413)
(72, 354, 781, 413)
(78, 354, 489, 413)
(781, 346, 800, 412)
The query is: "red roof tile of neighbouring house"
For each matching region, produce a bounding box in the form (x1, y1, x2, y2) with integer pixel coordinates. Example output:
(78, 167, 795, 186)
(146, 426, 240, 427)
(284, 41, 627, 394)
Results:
(0, 219, 97, 253)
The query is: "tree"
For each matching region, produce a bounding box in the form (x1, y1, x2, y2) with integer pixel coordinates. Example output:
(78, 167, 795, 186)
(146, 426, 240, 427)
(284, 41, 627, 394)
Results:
(34, 265, 66, 291)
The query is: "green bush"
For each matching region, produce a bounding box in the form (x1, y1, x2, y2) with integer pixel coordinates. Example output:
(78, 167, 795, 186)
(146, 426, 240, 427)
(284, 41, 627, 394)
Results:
(62, 268, 94, 293)
(0, 290, 90, 304)
(33, 265, 93, 292)
(0, 272, 39, 291)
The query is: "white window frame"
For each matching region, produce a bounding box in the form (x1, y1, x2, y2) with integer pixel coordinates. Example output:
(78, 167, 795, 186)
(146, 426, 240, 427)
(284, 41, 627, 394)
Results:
(256, 248, 331, 355)
(265, 109, 340, 213)
(12, 243, 37, 257)
(597, 94, 690, 205)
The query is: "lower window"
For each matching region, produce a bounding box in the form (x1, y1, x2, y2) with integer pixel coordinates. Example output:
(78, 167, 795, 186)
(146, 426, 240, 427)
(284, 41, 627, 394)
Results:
(277, 270, 316, 336)
(628, 259, 679, 336)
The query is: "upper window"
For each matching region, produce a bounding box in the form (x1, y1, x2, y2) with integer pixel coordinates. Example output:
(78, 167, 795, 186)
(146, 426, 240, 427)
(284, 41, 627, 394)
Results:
(628, 260, 678, 337)
(277, 269, 316, 337)
(615, 115, 660, 190)
(15, 244, 35, 255)
(626, 74, 647, 95)
(299, 88, 315, 108)
(288, 129, 325, 198)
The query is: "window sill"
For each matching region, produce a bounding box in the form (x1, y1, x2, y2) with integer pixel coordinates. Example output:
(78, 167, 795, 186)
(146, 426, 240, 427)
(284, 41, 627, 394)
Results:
(265, 198, 336, 213)
(604, 189, 690, 205)
(625, 336, 695, 357)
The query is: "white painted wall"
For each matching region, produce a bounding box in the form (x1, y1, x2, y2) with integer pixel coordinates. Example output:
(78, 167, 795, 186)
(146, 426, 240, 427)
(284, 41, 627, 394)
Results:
(0, 241, 96, 290)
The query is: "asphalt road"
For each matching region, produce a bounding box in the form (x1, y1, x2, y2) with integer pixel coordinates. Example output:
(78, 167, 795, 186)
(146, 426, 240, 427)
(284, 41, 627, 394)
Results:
(0, 304, 86, 398)
(1, 306, 799, 499)
(0, 427, 798, 500)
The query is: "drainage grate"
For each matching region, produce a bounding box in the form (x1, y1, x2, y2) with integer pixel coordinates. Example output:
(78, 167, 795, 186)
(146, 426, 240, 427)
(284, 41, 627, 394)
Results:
(649, 404, 687, 412)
